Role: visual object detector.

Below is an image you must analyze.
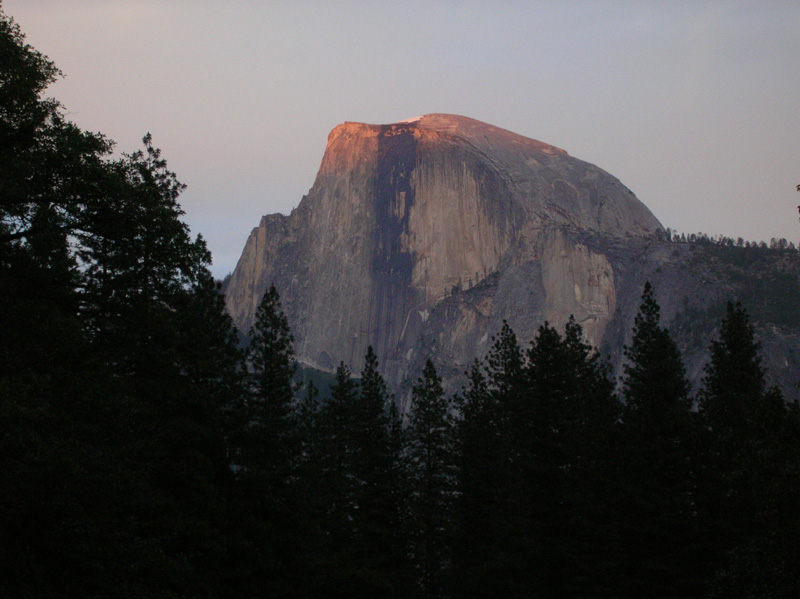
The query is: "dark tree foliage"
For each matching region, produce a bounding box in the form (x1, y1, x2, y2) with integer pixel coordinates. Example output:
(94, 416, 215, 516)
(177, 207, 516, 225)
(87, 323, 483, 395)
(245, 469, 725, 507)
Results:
(313, 350, 410, 598)
(4, 9, 799, 598)
(699, 301, 769, 434)
(296, 379, 320, 470)
(485, 320, 526, 404)
(1, 10, 242, 597)
(246, 285, 296, 415)
(524, 318, 621, 597)
(622, 283, 691, 419)
(355, 347, 412, 596)
(452, 359, 514, 599)
(407, 359, 456, 599)
(618, 282, 703, 598)
(698, 302, 800, 598)
(237, 284, 297, 494)
(452, 323, 524, 599)
(225, 285, 303, 597)
(453, 318, 621, 599)
(304, 361, 363, 596)
(318, 360, 360, 542)
(385, 388, 412, 595)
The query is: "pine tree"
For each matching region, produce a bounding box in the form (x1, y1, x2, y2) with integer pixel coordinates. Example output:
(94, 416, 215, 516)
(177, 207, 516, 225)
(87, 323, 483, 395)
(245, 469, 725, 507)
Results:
(699, 301, 769, 437)
(1, 11, 242, 593)
(452, 324, 526, 599)
(286, 377, 332, 598)
(247, 285, 296, 419)
(524, 318, 621, 596)
(309, 351, 411, 596)
(296, 379, 320, 470)
(386, 392, 410, 589)
(319, 360, 359, 536)
(622, 283, 691, 421)
(355, 347, 410, 596)
(452, 361, 497, 599)
(698, 302, 800, 597)
(407, 359, 456, 599)
(454, 319, 621, 598)
(563, 316, 624, 593)
(357, 347, 393, 496)
(484, 320, 525, 404)
(229, 284, 299, 596)
(307, 361, 366, 594)
(618, 282, 701, 598)
(236, 284, 297, 490)
(510, 322, 574, 597)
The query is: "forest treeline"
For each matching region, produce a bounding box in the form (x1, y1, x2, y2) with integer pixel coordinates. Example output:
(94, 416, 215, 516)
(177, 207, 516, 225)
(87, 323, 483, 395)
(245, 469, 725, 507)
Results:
(2, 9, 799, 598)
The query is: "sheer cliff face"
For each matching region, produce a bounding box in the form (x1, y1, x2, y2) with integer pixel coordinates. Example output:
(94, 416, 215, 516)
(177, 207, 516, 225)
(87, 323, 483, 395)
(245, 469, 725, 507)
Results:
(225, 114, 662, 386)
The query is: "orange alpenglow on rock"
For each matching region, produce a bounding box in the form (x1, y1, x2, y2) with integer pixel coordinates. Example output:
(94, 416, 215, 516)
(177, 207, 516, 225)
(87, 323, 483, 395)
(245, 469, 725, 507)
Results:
(225, 114, 664, 401)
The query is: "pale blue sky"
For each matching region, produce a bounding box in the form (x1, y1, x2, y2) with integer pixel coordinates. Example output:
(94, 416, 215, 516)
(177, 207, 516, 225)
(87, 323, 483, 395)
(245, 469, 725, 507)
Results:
(6, 0, 799, 276)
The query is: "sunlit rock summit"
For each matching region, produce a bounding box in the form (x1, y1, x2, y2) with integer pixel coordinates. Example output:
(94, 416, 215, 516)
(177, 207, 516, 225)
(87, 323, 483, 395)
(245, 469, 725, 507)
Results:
(224, 114, 674, 395)
(226, 114, 800, 403)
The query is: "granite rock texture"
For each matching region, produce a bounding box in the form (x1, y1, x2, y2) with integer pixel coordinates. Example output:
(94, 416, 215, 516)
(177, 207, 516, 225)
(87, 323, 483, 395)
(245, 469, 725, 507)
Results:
(225, 114, 799, 404)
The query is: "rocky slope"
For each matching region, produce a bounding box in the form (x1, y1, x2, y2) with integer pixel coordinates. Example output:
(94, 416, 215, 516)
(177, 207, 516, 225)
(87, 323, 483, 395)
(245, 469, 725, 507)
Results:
(225, 114, 800, 405)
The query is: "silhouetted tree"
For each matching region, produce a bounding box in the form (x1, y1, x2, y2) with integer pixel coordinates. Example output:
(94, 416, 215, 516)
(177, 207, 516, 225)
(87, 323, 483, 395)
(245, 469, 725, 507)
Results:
(227, 284, 302, 596)
(236, 284, 297, 489)
(452, 327, 522, 598)
(407, 360, 456, 599)
(698, 302, 800, 597)
(516, 319, 620, 597)
(617, 282, 702, 598)
(310, 347, 408, 597)
(1, 10, 242, 595)
(355, 346, 411, 597)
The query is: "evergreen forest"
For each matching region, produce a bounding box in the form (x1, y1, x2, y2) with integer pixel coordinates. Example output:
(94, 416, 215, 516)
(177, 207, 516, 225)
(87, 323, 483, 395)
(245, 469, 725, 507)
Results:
(2, 10, 798, 598)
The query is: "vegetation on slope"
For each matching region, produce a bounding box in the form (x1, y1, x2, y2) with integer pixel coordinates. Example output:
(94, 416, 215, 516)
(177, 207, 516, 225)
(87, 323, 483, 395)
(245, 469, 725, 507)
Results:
(2, 9, 798, 598)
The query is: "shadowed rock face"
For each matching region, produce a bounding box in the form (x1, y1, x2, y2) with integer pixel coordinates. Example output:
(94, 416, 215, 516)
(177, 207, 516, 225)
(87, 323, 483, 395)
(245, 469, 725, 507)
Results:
(225, 114, 665, 395)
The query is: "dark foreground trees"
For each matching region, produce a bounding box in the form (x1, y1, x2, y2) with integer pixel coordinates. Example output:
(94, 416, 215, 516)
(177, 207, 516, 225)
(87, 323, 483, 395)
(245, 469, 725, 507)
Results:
(697, 302, 800, 598)
(616, 282, 703, 597)
(1, 9, 242, 596)
(451, 286, 798, 599)
(453, 318, 621, 599)
(407, 360, 457, 599)
(3, 9, 798, 598)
